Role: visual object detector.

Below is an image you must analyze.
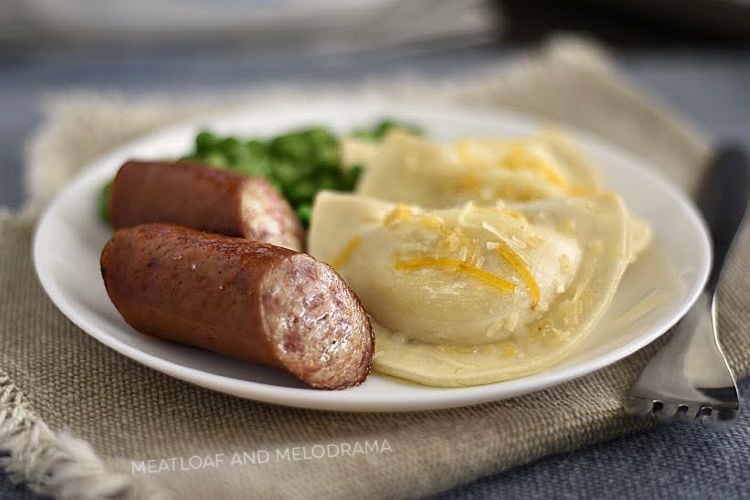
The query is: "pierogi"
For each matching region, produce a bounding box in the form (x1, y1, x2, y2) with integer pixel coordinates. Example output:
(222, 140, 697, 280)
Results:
(309, 191, 635, 386)
(350, 130, 651, 259)
(353, 130, 603, 207)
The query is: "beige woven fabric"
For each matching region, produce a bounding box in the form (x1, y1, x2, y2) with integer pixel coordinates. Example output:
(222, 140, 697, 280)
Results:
(2, 37, 748, 499)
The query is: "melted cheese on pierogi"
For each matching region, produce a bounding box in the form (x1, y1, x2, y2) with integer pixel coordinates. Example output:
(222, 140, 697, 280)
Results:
(309, 191, 634, 387)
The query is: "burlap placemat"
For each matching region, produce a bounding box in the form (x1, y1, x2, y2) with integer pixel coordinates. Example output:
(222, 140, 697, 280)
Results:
(2, 37, 749, 499)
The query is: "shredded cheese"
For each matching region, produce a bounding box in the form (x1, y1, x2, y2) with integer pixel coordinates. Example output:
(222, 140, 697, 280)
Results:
(383, 205, 413, 227)
(503, 209, 528, 222)
(330, 236, 362, 269)
(499, 340, 519, 359)
(482, 220, 541, 309)
(494, 240, 540, 308)
(455, 174, 482, 195)
(502, 144, 568, 191)
(419, 214, 445, 231)
(394, 257, 516, 293)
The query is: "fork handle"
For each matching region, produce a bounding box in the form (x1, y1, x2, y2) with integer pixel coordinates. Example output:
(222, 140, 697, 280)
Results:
(700, 144, 749, 293)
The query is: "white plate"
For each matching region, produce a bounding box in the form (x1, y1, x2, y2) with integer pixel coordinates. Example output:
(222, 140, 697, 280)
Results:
(33, 100, 711, 412)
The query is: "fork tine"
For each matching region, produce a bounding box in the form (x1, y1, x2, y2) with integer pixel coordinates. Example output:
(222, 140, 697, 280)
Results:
(656, 402, 739, 425)
(654, 402, 705, 422)
(674, 404, 694, 420)
(655, 402, 681, 422)
(626, 394, 739, 425)
(624, 396, 658, 417)
(696, 406, 713, 423)
(711, 405, 740, 424)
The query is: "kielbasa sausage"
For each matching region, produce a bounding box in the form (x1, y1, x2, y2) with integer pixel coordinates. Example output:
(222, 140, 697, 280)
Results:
(100, 223, 373, 389)
(110, 160, 304, 251)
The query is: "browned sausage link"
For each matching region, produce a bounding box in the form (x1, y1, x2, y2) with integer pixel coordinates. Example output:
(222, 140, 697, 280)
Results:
(100, 223, 374, 389)
(110, 160, 305, 251)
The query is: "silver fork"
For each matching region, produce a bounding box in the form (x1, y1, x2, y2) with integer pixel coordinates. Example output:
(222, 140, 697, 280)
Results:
(625, 145, 748, 426)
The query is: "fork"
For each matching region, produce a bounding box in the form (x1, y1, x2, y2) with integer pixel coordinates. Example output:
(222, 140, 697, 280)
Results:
(625, 145, 749, 426)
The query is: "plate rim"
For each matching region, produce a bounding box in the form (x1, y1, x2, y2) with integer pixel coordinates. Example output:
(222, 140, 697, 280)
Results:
(32, 99, 712, 412)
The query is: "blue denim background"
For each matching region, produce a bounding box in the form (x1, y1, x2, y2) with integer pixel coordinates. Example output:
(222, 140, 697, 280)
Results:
(1, 44, 749, 499)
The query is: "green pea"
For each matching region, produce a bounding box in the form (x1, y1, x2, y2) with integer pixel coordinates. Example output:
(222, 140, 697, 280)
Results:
(316, 175, 337, 189)
(99, 181, 112, 224)
(307, 126, 337, 146)
(246, 139, 267, 157)
(272, 161, 303, 186)
(271, 135, 308, 162)
(342, 165, 363, 190)
(203, 152, 228, 168)
(234, 159, 270, 178)
(352, 119, 425, 141)
(297, 203, 313, 224)
(288, 180, 317, 203)
(313, 146, 339, 172)
(195, 131, 218, 156)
